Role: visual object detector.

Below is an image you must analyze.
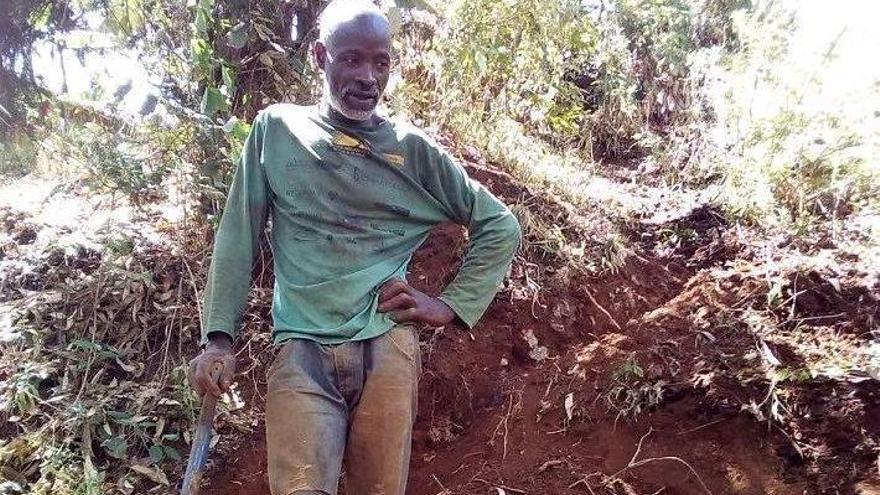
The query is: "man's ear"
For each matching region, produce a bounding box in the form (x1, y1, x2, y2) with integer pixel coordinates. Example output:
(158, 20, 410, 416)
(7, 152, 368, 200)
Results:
(313, 41, 327, 72)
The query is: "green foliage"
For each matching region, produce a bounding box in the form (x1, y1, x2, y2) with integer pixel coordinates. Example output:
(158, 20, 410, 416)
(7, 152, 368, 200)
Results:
(2, 363, 49, 417)
(74, 126, 162, 198)
(0, 129, 39, 180)
(0, 229, 204, 494)
(720, 102, 877, 230)
(401, 0, 596, 147)
(170, 363, 199, 422)
(396, 0, 874, 236)
(200, 86, 227, 117)
(604, 356, 667, 421)
(186, 0, 322, 124)
(684, 0, 880, 231)
(2, 0, 324, 210)
(104, 0, 147, 37)
(402, 0, 749, 157)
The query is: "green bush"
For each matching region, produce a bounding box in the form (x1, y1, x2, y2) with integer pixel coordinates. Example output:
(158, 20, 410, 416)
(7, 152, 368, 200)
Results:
(690, 0, 880, 230)
(401, 0, 596, 143)
(396, 0, 749, 163)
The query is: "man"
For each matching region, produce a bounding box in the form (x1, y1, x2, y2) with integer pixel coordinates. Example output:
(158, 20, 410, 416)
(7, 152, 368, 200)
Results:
(189, 1, 521, 493)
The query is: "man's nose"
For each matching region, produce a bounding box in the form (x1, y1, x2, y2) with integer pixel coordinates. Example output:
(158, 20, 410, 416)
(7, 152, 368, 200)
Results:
(354, 64, 379, 88)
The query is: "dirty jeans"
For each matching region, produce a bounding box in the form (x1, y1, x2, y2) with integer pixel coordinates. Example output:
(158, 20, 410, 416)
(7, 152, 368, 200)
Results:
(266, 324, 421, 495)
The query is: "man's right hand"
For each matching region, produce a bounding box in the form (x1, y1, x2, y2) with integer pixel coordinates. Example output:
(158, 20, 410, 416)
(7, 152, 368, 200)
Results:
(189, 333, 236, 398)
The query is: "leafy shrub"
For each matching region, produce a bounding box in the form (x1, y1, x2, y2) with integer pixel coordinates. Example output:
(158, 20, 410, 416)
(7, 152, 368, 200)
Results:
(396, 0, 750, 163)
(604, 355, 666, 421)
(400, 0, 596, 144)
(0, 129, 39, 179)
(687, 0, 880, 231)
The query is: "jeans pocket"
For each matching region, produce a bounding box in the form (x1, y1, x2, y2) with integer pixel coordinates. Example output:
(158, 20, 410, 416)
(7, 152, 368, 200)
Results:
(267, 340, 294, 386)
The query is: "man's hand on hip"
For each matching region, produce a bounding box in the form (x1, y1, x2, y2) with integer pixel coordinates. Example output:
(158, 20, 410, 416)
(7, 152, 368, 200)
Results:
(377, 278, 456, 326)
(189, 333, 236, 398)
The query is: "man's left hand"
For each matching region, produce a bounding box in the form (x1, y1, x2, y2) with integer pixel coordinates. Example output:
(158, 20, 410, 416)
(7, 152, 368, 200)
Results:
(377, 278, 456, 326)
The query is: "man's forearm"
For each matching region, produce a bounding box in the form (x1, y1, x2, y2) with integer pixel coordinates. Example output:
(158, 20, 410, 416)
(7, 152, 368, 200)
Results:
(200, 111, 269, 344)
(440, 211, 521, 327)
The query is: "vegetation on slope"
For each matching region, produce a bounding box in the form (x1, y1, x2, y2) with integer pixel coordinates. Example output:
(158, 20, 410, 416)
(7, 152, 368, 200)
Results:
(0, 0, 877, 493)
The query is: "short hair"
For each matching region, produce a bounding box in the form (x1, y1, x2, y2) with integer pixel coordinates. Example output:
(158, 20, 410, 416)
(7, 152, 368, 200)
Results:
(317, 0, 388, 52)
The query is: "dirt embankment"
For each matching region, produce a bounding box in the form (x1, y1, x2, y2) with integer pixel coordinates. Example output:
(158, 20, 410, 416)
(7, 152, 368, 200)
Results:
(199, 155, 879, 494)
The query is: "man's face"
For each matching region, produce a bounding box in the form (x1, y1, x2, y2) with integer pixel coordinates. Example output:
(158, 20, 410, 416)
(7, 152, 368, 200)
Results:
(315, 16, 392, 121)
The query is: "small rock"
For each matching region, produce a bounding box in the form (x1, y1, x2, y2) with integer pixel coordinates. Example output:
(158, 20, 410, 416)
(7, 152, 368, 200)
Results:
(521, 329, 549, 362)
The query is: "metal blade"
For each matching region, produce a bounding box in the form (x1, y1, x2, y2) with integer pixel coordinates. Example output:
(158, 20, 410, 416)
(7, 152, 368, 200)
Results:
(181, 363, 223, 495)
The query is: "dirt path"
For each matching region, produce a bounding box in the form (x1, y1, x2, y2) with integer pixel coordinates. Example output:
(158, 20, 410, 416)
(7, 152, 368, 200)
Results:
(197, 157, 878, 495)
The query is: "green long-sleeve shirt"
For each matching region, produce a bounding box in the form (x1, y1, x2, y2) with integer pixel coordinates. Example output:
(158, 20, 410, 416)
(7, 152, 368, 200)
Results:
(202, 104, 521, 345)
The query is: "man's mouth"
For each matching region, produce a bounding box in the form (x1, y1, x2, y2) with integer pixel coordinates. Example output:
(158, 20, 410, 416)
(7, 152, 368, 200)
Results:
(345, 91, 379, 109)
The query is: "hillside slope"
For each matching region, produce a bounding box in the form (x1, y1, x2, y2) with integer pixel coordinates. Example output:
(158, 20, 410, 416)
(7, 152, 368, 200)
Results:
(0, 140, 877, 495)
(190, 144, 879, 495)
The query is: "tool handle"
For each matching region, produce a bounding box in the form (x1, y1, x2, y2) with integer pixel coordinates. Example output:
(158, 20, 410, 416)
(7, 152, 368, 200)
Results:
(181, 362, 224, 495)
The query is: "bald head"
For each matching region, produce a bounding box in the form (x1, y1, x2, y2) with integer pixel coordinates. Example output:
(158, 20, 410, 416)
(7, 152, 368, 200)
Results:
(318, 0, 391, 54)
(314, 0, 393, 123)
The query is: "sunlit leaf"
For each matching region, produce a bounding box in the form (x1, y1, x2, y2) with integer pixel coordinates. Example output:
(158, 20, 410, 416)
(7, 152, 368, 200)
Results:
(193, 0, 215, 36)
(222, 66, 236, 95)
(191, 38, 214, 80)
(222, 116, 239, 133)
(148, 444, 165, 463)
(105, 0, 146, 36)
(231, 120, 251, 142)
(195, 9, 209, 35)
(102, 435, 128, 459)
(200, 86, 226, 117)
(227, 22, 249, 49)
(27, 3, 52, 29)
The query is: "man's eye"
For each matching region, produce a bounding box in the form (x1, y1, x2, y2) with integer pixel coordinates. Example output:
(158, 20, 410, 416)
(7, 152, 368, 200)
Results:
(342, 55, 359, 64)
